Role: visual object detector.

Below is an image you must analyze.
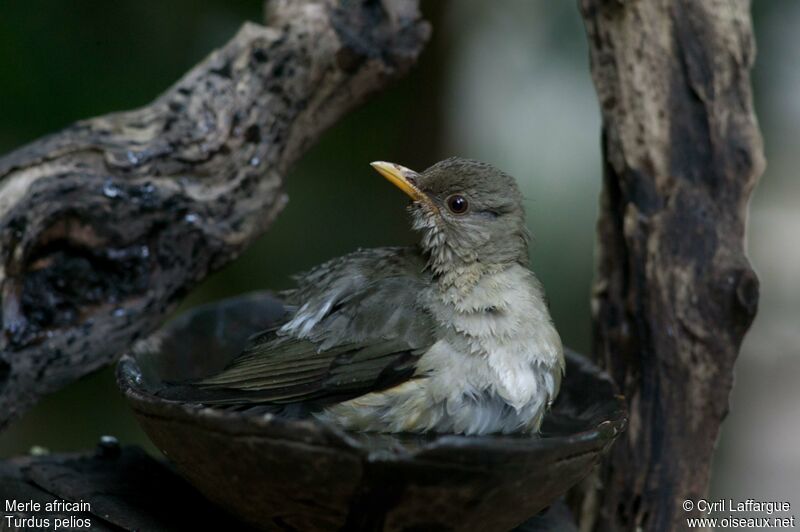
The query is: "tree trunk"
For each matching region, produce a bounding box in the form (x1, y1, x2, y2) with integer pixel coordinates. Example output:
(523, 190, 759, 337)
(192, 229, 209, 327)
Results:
(579, 0, 764, 530)
(0, 0, 429, 431)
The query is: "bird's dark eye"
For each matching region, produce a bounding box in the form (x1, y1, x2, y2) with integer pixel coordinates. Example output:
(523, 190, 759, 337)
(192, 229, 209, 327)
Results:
(446, 194, 469, 214)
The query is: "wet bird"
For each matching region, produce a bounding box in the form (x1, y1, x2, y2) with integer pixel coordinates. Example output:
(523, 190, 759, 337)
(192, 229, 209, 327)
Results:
(193, 157, 564, 435)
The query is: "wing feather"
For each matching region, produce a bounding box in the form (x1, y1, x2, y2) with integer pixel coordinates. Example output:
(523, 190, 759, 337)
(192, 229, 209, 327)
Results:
(190, 247, 434, 406)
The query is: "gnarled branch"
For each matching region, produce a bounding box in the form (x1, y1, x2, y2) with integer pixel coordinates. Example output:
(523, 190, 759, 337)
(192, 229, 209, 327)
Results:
(0, 0, 429, 430)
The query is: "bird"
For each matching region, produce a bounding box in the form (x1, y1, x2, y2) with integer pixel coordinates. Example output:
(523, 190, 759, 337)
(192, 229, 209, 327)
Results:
(189, 157, 564, 435)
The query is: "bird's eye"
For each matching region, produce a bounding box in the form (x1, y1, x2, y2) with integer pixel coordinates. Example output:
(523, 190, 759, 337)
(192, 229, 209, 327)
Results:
(446, 194, 469, 214)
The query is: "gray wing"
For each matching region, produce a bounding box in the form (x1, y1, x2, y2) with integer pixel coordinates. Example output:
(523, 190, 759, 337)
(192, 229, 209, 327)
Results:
(194, 246, 435, 405)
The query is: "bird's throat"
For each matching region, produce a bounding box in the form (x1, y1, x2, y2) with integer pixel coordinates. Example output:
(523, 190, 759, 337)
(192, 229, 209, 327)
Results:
(434, 260, 507, 295)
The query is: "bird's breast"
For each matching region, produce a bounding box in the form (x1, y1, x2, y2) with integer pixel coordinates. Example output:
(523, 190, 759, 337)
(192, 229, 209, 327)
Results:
(417, 263, 563, 414)
(317, 263, 564, 435)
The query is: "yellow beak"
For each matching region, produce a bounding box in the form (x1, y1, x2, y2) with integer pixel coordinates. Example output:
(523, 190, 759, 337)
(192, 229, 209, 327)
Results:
(370, 161, 425, 202)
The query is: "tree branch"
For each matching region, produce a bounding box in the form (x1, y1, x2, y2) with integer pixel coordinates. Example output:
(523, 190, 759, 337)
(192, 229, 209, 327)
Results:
(0, 0, 429, 430)
(579, 0, 764, 530)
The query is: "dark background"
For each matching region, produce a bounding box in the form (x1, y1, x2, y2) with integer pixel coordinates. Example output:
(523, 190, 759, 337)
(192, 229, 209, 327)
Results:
(0, 1, 797, 502)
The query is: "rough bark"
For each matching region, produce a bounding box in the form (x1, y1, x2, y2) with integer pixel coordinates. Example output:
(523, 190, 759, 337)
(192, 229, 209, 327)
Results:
(0, 0, 429, 430)
(579, 0, 764, 531)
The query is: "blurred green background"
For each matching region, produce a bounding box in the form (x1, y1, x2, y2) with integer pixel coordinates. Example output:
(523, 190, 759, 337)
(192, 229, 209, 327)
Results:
(1, 0, 797, 502)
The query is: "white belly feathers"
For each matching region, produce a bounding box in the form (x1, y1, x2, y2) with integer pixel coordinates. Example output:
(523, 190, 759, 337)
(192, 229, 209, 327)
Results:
(318, 263, 564, 435)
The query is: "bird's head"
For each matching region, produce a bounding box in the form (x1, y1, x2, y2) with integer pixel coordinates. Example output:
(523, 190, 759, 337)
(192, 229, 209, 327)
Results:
(371, 157, 529, 275)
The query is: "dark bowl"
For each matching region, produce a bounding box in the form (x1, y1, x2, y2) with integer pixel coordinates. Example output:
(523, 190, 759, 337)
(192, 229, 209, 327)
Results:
(117, 292, 626, 531)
